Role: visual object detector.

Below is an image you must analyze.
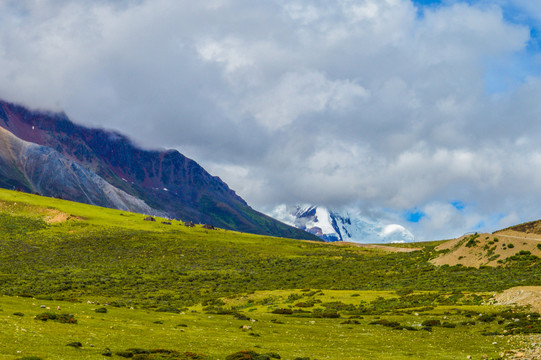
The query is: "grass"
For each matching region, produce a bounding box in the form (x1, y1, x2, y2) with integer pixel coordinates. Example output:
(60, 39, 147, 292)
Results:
(0, 188, 541, 359)
(0, 290, 528, 360)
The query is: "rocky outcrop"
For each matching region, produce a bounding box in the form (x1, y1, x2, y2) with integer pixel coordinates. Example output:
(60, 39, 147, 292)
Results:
(0, 126, 162, 215)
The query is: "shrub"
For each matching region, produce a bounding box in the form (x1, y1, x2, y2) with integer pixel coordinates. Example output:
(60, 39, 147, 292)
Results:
(18, 357, 43, 360)
(271, 308, 293, 315)
(287, 293, 303, 302)
(155, 306, 181, 314)
(321, 311, 340, 318)
(295, 302, 315, 308)
(66, 341, 82, 348)
(369, 319, 401, 328)
(226, 350, 271, 360)
(13, 312, 24, 316)
(233, 312, 251, 321)
(34, 312, 76, 323)
(395, 289, 413, 297)
(441, 322, 457, 328)
(537, 244, 541, 250)
(465, 234, 480, 248)
(507, 243, 515, 249)
(116, 351, 134, 358)
(421, 319, 441, 327)
(478, 314, 496, 323)
(95, 307, 108, 313)
(102, 348, 113, 357)
(57, 313, 77, 324)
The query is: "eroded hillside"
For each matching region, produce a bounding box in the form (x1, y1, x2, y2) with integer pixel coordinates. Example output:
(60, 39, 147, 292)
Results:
(432, 232, 541, 268)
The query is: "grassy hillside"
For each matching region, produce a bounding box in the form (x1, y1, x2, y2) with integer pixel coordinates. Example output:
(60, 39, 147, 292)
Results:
(1, 189, 541, 359)
(2, 289, 535, 360)
(1, 189, 541, 304)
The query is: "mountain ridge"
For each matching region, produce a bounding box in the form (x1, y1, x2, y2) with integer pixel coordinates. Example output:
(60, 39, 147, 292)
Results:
(0, 99, 319, 240)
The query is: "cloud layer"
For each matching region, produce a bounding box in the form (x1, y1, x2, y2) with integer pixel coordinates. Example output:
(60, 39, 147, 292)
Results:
(1, 0, 541, 240)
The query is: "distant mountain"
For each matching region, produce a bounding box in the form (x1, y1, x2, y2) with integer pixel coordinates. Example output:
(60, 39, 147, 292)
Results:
(0, 100, 319, 240)
(270, 205, 414, 243)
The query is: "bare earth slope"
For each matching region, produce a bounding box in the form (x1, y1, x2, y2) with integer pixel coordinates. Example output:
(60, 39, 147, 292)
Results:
(494, 286, 541, 312)
(432, 232, 541, 268)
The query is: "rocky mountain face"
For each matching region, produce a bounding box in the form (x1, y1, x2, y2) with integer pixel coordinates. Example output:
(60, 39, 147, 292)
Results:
(0, 126, 160, 215)
(0, 100, 318, 240)
(270, 205, 415, 243)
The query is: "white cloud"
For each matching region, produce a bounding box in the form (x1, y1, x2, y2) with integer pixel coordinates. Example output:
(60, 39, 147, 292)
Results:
(0, 0, 540, 241)
(243, 71, 369, 130)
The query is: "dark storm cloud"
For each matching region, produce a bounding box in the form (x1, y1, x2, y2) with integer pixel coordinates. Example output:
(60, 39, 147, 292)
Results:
(1, 0, 541, 240)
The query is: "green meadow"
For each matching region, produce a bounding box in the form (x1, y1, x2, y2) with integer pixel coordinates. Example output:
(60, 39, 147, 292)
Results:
(0, 189, 540, 359)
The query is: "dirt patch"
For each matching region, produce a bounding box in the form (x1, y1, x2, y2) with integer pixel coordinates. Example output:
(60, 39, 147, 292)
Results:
(43, 209, 85, 224)
(44, 209, 70, 223)
(340, 242, 422, 253)
(494, 230, 541, 242)
(493, 287, 541, 313)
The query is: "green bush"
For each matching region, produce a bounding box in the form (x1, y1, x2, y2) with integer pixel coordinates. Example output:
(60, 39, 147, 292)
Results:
(34, 312, 77, 324)
(226, 351, 272, 360)
(478, 314, 496, 323)
(441, 322, 457, 328)
(421, 319, 441, 327)
(369, 319, 401, 328)
(271, 308, 293, 315)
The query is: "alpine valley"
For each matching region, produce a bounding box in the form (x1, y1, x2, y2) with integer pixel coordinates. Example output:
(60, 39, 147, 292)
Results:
(0, 99, 319, 240)
(271, 204, 415, 243)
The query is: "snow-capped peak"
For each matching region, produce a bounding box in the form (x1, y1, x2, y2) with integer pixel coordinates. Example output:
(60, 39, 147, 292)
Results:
(270, 205, 414, 244)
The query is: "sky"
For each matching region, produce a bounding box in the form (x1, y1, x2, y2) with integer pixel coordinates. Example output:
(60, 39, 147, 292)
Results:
(1, 0, 541, 241)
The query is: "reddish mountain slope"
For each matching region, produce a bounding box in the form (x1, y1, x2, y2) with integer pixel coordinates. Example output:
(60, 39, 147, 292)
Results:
(0, 100, 319, 240)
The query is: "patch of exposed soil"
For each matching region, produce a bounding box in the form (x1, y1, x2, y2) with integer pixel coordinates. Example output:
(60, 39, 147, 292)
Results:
(43, 209, 85, 223)
(493, 287, 541, 313)
(340, 242, 422, 253)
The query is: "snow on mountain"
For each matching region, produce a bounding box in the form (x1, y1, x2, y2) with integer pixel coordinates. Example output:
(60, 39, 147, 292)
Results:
(270, 205, 415, 244)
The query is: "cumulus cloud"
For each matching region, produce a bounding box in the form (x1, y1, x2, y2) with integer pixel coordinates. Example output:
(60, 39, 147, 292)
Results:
(0, 0, 541, 240)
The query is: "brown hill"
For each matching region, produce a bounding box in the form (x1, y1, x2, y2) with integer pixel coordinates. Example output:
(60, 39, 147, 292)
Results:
(432, 232, 541, 268)
(497, 219, 541, 235)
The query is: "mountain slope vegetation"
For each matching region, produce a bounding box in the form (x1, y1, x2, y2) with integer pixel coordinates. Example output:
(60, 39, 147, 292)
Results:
(0, 188, 540, 306)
